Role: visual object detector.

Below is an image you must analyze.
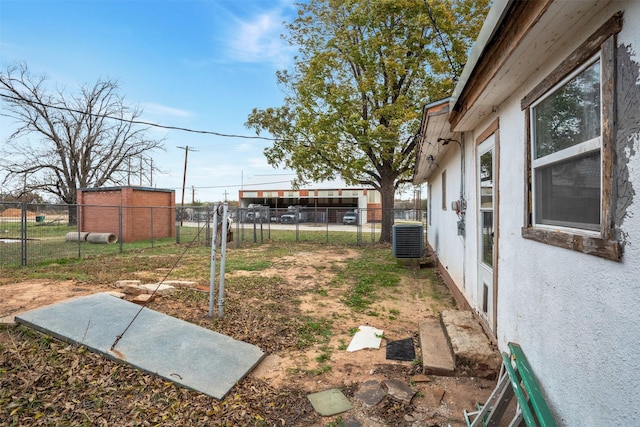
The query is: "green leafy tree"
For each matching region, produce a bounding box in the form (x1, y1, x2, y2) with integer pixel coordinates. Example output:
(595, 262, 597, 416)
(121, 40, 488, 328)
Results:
(246, 0, 489, 242)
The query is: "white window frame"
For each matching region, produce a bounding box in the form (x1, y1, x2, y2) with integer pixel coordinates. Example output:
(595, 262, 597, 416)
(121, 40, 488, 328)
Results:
(530, 54, 602, 235)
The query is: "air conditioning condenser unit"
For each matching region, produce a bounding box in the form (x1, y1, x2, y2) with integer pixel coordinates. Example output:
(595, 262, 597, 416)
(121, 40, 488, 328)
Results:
(392, 224, 424, 258)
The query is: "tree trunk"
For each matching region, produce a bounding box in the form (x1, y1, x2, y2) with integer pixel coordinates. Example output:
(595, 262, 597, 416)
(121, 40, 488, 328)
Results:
(378, 175, 395, 244)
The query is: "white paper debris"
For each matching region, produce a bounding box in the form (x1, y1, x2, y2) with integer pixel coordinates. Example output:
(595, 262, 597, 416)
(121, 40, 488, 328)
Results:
(346, 325, 383, 352)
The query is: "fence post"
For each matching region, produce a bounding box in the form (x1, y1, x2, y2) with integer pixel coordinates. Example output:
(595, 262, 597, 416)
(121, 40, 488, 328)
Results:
(325, 207, 329, 243)
(205, 207, 211, 247)
(176, 216, 181, 244)
(150, 207, 155, 248)
(118, 206, 123, 253)
(76, 204, 82, 259)
(371, 208, 377, 244)
(235, 212, 240, 249)
(295, 206, 299, 242)
(21, 203, 27, 266)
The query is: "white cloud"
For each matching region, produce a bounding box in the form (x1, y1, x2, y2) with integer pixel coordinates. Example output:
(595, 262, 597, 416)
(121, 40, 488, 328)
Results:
(247, 156, 272, 169)
(235, 142, 254, 151)
(228, 11, 294, 66)
(141, 103, 193, 119)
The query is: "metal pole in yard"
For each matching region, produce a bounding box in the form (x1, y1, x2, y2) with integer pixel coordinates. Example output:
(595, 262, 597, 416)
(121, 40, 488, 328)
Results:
(217, 203, 229, 319)
(208, 203, 219, 318)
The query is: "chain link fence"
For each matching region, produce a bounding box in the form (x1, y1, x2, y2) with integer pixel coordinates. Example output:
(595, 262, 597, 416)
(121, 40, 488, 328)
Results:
(0, 202, 425, 267)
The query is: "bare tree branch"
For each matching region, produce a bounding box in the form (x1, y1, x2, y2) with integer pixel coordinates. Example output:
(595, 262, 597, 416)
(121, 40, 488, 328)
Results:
(0, 62, 165, 215)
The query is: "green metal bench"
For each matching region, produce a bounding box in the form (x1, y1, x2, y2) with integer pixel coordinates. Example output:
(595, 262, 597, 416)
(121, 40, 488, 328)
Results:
(464, 342, 556, 427)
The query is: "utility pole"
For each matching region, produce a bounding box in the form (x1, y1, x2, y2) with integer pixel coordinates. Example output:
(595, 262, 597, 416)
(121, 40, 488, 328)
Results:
(177, 146, 198, 225)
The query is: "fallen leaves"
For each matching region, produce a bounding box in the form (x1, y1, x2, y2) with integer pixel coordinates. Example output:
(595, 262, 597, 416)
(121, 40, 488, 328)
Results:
(0, 326, 317, 426)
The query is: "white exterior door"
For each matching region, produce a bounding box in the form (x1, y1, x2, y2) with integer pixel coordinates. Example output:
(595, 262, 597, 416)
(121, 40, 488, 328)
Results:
(477, 135, 495, 331)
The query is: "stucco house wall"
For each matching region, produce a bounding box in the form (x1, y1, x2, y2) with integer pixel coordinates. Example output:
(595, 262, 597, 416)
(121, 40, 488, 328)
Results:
(414, 1, 640, 424)
(494, 3, 640, 424)
(426, 142, 472, 307)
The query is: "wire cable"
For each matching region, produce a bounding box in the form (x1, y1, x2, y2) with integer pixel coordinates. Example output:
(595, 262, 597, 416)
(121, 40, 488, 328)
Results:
(0, 93, 281, 142)
(0, 92, 413, 146)
(109, 218, 211, 351)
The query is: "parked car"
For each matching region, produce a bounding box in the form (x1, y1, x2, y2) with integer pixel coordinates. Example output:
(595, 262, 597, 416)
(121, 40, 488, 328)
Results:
(343, 211, 357, 225)
(283, 211, 311, 223)
(245, 204, 269, 223)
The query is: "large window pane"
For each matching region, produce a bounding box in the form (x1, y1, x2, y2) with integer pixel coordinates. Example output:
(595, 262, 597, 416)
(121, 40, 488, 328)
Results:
(535, 152, 601, 230)
(533, 60, 601, 159)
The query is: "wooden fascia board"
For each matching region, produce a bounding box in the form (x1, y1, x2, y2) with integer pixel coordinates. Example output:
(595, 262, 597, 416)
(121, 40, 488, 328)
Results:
(449, 0, 553, 130)
(414, 101, 452, 184)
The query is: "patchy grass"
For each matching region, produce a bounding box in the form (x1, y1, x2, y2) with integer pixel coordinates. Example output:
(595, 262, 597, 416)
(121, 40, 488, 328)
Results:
(0, 242, 462, 426)
(335, 248, 402, 311)
(297, 317, 333, 349)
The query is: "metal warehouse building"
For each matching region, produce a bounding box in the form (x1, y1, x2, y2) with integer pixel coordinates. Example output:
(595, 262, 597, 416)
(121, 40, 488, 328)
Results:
(238, 187, 381, 224)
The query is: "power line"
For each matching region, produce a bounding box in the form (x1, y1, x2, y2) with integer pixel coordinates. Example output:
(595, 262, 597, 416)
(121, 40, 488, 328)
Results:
(0, 93, 280, 142)
(196, 180, 293, 189)
(0, 92, 413, 145)
(159, 180, 294, 191)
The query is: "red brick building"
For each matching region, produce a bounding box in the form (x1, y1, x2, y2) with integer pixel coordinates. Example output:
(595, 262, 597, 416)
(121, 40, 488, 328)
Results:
(77, 186, 175, 243)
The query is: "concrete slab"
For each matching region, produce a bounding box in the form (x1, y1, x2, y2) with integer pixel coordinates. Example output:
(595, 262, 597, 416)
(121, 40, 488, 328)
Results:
(418, 318, 455, 376)
(132, 294, 156, 304)
(307, 388, 352, 416)
(441, 310, 500, 378)
(346, 325, 383, 352)
(354, 379, 386, 407)
(15, 293, 264, 400)
(162, 280, 198, 289)
(383, 378, 416, 404)
(139, 283, 176, 295)
(115, 280, 141, 287)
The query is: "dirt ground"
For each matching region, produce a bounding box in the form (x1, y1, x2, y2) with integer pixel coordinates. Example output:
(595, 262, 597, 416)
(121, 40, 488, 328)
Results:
(0, 246, 495, 426)
(0, 280, 112, 319)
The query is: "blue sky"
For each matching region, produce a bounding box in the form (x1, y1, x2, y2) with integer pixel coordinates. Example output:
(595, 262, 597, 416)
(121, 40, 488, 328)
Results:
(0, 0, 306, 203)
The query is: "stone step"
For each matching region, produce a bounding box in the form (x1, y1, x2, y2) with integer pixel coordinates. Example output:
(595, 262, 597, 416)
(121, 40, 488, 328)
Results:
(418, 318, 455, 376)
(419, 311, 501, 378)
(440, 310, 501, 378)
